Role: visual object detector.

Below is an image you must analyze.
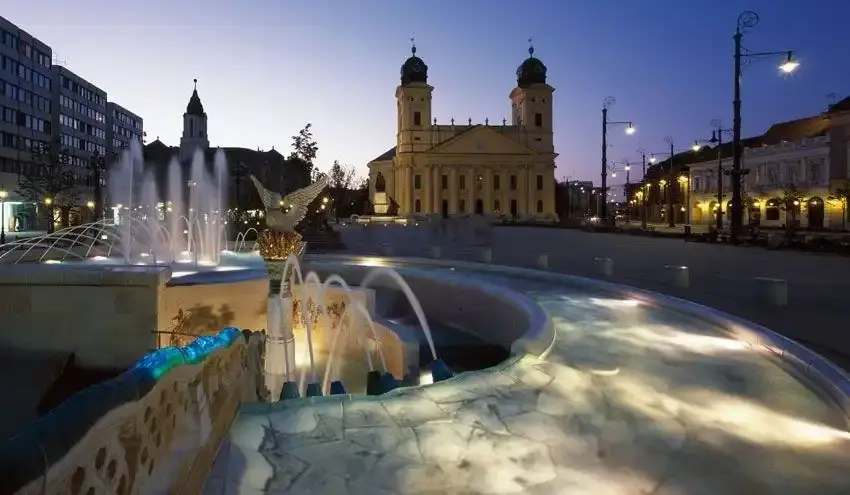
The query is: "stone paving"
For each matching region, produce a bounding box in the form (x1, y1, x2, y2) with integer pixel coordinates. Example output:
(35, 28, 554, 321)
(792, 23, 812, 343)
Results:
(204, 273, 850, 494)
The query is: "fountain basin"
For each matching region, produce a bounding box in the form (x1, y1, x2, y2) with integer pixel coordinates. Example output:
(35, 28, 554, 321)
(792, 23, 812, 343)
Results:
(0, 261, 269, 369)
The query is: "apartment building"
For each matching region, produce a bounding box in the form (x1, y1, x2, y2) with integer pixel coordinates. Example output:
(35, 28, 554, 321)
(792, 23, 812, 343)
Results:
(107, 101, 143, 156)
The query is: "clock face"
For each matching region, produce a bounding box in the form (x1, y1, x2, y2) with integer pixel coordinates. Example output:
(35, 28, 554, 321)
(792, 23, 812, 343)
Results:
(412, 61, 423, 72)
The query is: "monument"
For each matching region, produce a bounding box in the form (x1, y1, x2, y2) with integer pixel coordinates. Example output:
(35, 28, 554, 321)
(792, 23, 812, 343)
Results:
(373, 172, 390, 215)
(250, 174, 328, 397)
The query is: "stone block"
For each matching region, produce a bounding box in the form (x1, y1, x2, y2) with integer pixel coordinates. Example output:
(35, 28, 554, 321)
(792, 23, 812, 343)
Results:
(537, 254, 549, 269)
(594, 257, 614, 277)
(663, 265, 690, 288)
(481, 247, 492, 263)
(754, 277, 788, 306)
(429, 246, 441, 259)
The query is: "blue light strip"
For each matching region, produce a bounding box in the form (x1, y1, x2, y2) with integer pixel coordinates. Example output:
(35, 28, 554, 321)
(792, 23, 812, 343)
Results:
(131, 327, 243, 381)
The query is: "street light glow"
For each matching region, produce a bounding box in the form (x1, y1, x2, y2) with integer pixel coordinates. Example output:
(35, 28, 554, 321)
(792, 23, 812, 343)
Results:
(625, 125, 636, 135)
(779, 52, 799, 74)
(692, 142, 702, 152)
(649, 155, 658, 164)
(0, 190, 7, 200)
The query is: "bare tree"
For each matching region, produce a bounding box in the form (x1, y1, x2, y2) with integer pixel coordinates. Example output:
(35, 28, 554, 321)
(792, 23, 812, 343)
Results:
(328, 160, 356, 190)
(16, 136, 78, 233)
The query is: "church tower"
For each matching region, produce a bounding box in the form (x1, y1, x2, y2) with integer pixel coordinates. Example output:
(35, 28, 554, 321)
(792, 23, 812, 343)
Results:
(509, 43, 554, 153)
(179, 79, 210, 162)
(396, 42, 433, 154)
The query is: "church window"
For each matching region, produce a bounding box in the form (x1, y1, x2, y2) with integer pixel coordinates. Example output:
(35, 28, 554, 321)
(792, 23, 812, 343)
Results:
(459, 199, 466, 213)
(494, 200, 500, 212)
(536, 174, 543, 190)
(413, 111, 421, 126)
(534, 113, 543, 127)
(510, 175, 517, 190)
(537, 200, 543, 213)
(441, 174, 448, 189)
(494, 175, 501, 190)
(414, 174, 421, 189)
(415, 199, 421, 212)
(459, 175, 466, 190)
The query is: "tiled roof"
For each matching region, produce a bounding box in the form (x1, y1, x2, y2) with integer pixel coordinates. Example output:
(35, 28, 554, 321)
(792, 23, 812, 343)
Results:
(369, 147, 397, 163)
(827, 95, 850, 114)
(759, 116, 828, 145)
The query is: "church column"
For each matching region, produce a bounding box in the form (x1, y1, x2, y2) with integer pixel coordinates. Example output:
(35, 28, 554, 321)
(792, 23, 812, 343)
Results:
(400, 165, 408, 214)
(424, 165, 432, 213)
(433, 165, 441, 214)
(527, 165, 536, 214)
(467, 168, 475, 214)
(484, 169, 493, 214)
(545, 166, 555, 214)
(407, 166, 414, 214)
(501, 168, 510, 214)
(449, 167, 458, 214)
(518, 166, 528, 215)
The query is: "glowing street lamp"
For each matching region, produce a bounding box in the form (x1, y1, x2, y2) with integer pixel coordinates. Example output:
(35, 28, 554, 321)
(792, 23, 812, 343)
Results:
(779, 51, 800, 74)
(87, 201, 95, 209)
(601, 97, 636, 222)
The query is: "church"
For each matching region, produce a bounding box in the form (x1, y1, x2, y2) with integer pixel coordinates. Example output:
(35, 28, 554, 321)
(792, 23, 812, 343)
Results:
(143, 80, 303, 209)
(367, 44, 557, 219)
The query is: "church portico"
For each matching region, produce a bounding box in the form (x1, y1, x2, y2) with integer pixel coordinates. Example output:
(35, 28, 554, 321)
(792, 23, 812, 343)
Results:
(368, 42, 558, 221)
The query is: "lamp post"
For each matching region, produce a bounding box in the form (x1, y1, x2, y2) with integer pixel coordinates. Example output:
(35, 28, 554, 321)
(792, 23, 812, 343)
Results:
(0, 189, 7, 245)
(636, 149, 650, 229)
(601, 97, 635, 223)
(44, 197, 53, 234)
(731, 11, 799, 242)
(694, 119, 733, 232)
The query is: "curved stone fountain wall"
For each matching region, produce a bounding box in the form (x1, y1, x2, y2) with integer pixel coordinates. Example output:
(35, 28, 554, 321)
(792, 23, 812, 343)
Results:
(0, 328, 265, 495)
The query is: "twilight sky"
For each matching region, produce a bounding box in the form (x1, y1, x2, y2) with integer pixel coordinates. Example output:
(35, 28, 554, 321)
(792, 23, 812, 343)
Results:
(5, 0, 849, 186)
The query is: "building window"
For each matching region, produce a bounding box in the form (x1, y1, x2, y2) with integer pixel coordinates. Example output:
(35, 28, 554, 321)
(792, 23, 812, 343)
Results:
(413, 111, 421, 126)
(494, 175, 501, 190)
(537, 200, 543, 213)
(414, 174, 421, 189)
(510, 174, 517, 190)
(534, 113, 543, 127)
(459, 199, 466, 213)
(441, 174, 448, 189)
(766, 199, 780, 221)
(536, 174, 543, 190)
(494, 200, 500, 212)
(414, 199, 421, 212)
(459, 175, 466, 190)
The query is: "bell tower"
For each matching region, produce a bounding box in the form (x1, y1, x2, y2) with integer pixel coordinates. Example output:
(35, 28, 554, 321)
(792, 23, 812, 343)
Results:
(179, 78, 210, 162)
(509, 42, 554, 153)
(396, 41, 433, 154)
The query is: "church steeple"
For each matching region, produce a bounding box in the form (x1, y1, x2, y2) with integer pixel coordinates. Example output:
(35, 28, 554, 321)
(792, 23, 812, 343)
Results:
(180, 78, 210, 162)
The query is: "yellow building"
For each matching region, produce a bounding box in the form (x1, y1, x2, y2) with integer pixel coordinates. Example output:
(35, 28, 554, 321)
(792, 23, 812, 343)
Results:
(367, 44, 557, 219)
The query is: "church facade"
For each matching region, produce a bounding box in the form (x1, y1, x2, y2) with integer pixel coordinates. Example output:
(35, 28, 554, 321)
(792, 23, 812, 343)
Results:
(367, 45, 557, 219)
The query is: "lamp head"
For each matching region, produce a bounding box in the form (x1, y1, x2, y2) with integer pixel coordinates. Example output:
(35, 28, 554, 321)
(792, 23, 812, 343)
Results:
(710, 130, 719, 143)
(0, 189, 7, 199)
(625, 124, 636, 136)
(779, 51, 799, 74)
(692, 142, 701, 152)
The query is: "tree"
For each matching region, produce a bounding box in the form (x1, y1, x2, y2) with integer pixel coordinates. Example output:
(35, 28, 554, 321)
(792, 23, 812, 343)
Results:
(16, 136, 77, 233)
(289, 123, 318, 187)
(328, 160, 356, 190)
(828, 180, 850, 230)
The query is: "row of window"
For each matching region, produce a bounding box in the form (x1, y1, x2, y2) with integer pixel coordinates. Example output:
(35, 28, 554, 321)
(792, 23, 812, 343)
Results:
(0, 131, 47, 154)
(1, 28, 51, 68)
(60, 133, 106, 156)
(112, 124, 141, 141)
(1, 106, 50, 133)
(59, 74, 106, 107)
(59, 113, 106, 140)
(0, 55, 51, 90)
(113, 109, 142, 131)
(0, 79, 51, 112)
(112, 138, 128, 150)
(59, 94, 106, 124)
(413, 173, 545, 191)
(412, 198, 545, 214)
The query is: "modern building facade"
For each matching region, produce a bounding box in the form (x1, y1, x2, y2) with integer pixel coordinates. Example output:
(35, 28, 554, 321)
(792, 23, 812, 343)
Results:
(107, 102, 143, 156)
(0, 15, 53, 233)
(367, 44, 557, 219)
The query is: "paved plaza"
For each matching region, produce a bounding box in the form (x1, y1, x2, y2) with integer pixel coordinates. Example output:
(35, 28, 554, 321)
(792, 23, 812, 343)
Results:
(338, 223, 850, 368)
(206, 270, 850, 494)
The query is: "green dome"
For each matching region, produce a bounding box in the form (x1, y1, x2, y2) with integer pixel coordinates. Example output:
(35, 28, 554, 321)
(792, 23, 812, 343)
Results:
(400, 46, 428, 85)
(516, 46, 547, 88)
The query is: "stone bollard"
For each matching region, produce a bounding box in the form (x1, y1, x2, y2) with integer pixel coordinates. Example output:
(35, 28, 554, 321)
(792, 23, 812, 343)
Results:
(663, 265, 690, 288)
(537, 254, 549, 269)
(594, 257, 614, 278)
(754, 277, 788, 306)
(481, 247, 492, 263)
(429, 246, 442, 259)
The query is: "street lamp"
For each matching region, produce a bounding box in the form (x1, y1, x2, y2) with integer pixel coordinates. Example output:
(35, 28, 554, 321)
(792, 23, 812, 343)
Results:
(0, 189, 7, 245)
(694, 119, 733, 233)
(87, 201, 95, 209)
(601, 97, 635, 223)
(636, 149, 651, 229)
(731, 10, 798, 242)
(44, 197, 53, 233)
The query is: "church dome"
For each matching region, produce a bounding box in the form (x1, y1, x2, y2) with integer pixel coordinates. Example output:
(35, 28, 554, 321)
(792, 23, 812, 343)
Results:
(516, 45, 547, 88)
(186, 79, 206, 116)
(400, 45, 428, 85)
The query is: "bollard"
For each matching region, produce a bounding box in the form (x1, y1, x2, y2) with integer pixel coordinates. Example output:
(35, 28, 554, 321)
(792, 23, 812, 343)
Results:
(329, 380, 346, 395)
(594, 257, 614, 278)
(429, 246, 442, 259)
(305, 382, 323, 397)
(481, 247, 492, 263)
(754, 278, 787, 306)
(366, 370, 383, 395)
(663, 265, 690, 288)
(382, 244, 393, 256)
(279, 381, 300, 401)
(378, 373, 399, 394)
(537, 254, 549, 269)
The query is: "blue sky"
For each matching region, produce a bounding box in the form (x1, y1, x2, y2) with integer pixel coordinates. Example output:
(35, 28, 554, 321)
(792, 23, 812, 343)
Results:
(6, 0, 848, 186)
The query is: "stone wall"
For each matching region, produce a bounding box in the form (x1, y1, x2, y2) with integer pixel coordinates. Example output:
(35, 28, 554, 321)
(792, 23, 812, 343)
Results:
(0, 264, 268, 370)
(3, 328, 264, 495)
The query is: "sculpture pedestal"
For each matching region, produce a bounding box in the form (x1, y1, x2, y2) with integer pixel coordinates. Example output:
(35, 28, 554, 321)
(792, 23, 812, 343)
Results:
(373, 192, 389, 215)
